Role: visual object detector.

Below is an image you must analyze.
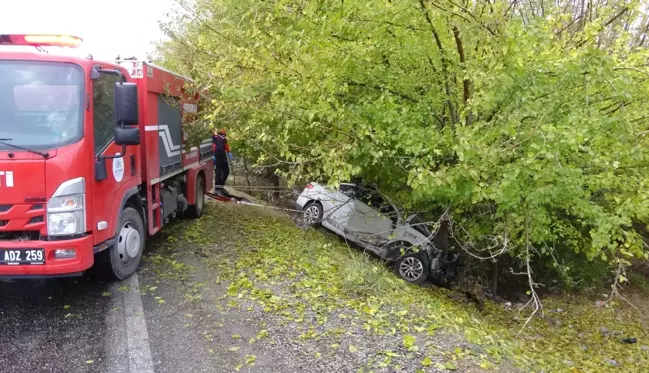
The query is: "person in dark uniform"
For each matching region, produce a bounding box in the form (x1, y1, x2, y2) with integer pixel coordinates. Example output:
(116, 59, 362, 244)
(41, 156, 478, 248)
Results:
(212, 128, 233, 193)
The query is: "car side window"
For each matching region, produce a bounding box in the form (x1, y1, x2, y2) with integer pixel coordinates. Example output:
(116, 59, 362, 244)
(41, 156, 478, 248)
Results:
(92, 73, 120, 155)
(357, 187, 398, 224)
(356, 187, 382, 207)
(339, 183, 358, 198)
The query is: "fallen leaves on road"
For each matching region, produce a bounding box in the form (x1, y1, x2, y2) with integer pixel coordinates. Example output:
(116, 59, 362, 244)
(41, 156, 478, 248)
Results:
(144, 202, 649, 373)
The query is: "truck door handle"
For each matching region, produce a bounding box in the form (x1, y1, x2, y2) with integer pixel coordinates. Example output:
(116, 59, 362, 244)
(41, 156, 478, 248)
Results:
(131, 155, 136, 176)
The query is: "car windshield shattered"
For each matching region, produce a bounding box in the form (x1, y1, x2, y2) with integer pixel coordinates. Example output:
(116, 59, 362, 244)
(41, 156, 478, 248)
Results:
(0, 61, 84, 150)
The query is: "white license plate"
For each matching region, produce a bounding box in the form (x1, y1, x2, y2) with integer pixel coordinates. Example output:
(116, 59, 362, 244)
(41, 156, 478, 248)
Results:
(0, 249, 45, 265)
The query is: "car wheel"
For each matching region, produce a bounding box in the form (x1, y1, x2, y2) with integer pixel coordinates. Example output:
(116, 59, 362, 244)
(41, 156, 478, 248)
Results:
(394, 252, 427, 285)
(95, 207, 145, 281)
(303, 202, 323, 227)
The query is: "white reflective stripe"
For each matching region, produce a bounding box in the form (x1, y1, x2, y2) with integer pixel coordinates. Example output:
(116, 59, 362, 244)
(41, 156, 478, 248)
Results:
(144, 126, 158, 132)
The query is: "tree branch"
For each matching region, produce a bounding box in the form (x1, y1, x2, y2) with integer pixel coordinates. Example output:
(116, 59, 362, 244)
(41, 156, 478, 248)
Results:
(419, 0, 459, 125)
(347, 81, 418, 103)
(452, 25, 470, 105)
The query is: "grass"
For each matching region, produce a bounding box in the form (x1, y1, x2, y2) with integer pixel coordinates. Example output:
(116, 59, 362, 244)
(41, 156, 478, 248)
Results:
(339, 248, 393, 298)
(149, 201, 649, 372)
(628, 271, 649, 294)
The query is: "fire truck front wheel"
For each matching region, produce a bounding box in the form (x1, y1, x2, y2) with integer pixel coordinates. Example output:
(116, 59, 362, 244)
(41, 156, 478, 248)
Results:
(95, 207, 145, 280)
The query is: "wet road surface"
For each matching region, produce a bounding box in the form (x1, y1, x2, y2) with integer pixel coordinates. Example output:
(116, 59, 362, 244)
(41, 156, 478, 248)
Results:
(0, 260, 229, 373)
(0, 269, 179, 373)
(0, 277, 112, 373)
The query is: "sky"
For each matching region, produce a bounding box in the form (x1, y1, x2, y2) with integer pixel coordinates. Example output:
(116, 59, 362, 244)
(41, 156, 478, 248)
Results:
(0, 0, 177, 60)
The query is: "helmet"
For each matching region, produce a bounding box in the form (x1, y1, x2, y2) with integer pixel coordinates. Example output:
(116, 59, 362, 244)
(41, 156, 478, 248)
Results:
(217, 128, 226, 135)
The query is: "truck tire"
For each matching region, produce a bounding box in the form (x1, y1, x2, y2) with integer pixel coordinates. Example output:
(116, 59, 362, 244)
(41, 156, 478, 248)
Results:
(185, 174, 205, 218)
(95, 207, 145, 280)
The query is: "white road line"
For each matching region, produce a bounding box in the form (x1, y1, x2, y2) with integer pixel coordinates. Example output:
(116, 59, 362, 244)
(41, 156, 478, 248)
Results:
(106, 273, 155, 373)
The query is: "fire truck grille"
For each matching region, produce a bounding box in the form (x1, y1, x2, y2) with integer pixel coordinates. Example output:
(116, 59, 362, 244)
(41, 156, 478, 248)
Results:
(28, 216, 44, 224)
(0, 230, 40, 241)
(0, 204, 46, 240)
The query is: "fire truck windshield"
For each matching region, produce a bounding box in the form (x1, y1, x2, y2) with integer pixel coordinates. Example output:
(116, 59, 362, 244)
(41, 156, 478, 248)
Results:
(0, 61, 84, 151)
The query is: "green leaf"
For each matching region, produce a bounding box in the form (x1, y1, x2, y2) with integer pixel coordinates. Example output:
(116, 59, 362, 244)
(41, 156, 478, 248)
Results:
(444, 362, 457, 370)
(403, 334, 416, 349)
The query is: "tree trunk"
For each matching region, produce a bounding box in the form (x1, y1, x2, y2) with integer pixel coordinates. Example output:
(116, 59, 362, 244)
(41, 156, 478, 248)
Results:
(491, 260, 499, 296)
(243, 158, 251, 187)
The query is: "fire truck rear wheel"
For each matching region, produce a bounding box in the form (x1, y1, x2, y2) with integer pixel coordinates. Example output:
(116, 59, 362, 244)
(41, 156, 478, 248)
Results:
(95, 207, 145, 280)
(185, 174, 205, 219)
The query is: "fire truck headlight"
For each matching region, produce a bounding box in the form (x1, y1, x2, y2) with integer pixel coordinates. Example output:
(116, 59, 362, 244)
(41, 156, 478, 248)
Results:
(48, 212, 83, 235)
(47, 178, 86, 236)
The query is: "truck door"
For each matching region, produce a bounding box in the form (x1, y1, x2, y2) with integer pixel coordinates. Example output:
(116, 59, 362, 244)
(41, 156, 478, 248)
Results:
(89, 65, 140, 245)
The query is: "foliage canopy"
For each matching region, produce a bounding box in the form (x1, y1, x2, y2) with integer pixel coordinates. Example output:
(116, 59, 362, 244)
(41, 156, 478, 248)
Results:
(155, 0, 649, 288)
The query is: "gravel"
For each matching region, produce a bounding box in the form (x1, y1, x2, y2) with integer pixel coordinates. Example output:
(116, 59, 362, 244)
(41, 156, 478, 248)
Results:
(144, 245, 461, 372)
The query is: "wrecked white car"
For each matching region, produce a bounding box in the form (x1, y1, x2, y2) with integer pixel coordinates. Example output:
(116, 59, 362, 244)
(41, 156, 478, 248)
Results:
(296, 182, 459, 284)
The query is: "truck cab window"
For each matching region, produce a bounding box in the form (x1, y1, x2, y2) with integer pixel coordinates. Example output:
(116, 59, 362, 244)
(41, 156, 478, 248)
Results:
(92, 74, 120, 155)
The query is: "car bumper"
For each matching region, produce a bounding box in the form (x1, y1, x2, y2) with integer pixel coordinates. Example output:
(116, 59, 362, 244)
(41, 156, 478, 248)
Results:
(0, 235, 94, 278)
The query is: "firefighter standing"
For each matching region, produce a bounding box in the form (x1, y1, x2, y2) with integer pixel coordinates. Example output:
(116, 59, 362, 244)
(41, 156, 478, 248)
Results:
(212, 128, 233, 192)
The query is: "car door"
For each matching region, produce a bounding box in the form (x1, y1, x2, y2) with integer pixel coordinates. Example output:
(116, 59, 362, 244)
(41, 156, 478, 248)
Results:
(344, 186, 394, 245)
(321, 183, 357, 236)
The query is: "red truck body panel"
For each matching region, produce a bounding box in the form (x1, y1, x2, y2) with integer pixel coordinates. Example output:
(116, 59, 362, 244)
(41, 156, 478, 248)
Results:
(0, 47, 213, 277)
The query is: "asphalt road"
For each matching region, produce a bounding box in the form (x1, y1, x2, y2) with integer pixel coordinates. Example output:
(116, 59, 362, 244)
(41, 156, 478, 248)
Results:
(0, 276, 113, 373)
(0, 267, 204, 373)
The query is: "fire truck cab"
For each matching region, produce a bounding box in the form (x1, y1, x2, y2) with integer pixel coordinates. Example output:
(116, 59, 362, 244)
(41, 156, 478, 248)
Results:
(0, 34, 213, 279)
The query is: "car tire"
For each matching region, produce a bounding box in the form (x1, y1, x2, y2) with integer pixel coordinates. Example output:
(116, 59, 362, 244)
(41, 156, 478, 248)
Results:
(393, 251, 428, 285)
(94, 207, 145, 281)
(185, 174, 205, 219)
(303, 201, 323, 227)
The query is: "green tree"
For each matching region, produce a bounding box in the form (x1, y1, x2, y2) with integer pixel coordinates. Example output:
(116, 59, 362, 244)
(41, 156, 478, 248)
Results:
(155, 0, 649, 298)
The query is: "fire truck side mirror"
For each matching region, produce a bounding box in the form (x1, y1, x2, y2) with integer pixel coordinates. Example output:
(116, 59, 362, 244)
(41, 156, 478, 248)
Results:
(114, 82, 138, 126)
(115, 126, 140, 146)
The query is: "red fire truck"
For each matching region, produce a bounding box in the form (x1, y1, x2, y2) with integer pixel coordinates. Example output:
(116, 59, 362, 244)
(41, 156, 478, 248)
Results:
(0, 34, 213, 280)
